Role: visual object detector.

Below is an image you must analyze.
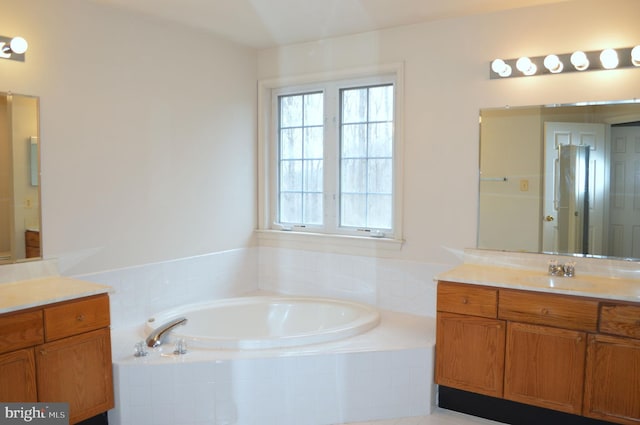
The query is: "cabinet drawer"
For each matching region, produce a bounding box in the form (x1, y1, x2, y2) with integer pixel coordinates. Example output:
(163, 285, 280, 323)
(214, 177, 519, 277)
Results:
(0, 310, 44, 354)
(44, 295, 110, 341)
(599, 303, 640, 339)
(499, 289, 598, 331)
(437, 281, 498, 318)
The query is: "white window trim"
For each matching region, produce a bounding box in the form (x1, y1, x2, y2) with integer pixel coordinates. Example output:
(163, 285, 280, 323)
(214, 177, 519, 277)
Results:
(257, 63, 405, 252)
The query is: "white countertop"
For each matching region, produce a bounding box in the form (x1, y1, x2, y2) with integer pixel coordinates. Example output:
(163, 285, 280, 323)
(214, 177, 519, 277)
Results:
(0, 277, 112, 314)
(435, 263, 640, 303)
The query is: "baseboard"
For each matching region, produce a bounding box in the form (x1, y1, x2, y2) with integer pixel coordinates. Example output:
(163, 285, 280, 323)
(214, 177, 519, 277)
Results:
(438, 386, 616, 425)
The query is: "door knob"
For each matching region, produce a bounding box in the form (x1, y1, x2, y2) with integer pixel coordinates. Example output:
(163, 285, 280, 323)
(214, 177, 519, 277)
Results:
(544, 215, 555, 222)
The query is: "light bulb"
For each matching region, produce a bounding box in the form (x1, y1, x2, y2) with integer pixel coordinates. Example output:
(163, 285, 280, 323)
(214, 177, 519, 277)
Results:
(600, 48, 619, 69)
(491, 59, 512, 77)
(543, 55, 563, 73)
(9, 37, 28, 54)
(631, 45, 640, 67)
(516, 57, 537, 76)
(570, 51, 589, 71)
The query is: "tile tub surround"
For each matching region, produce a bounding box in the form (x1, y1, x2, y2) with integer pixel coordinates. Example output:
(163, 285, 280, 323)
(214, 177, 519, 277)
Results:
(79, 247, 449, 329)
(108, 309, 436, 425)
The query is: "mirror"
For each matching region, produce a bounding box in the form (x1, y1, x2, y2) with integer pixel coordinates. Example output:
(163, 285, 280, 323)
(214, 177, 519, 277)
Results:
(0, 92, 41, 264)
(478, 100, 640, 261)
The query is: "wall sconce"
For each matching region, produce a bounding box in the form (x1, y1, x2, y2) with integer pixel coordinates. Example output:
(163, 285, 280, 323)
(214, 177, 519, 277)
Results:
(0, 35, 28, 62)
(490, 45, 640, 79)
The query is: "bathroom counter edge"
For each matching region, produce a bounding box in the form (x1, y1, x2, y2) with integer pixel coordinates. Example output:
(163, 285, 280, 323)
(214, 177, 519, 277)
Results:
(0, 277, 112, 314)
(435, 263, 640, 303)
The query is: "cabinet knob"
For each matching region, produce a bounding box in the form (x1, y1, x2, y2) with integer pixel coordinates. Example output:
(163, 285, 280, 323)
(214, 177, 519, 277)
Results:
(461, 297, 468, 304)
(541, 308, 549, 315)
(40, 349, 47, 356)
(576, 336, 583, 343)
(76, 314, 85, 322)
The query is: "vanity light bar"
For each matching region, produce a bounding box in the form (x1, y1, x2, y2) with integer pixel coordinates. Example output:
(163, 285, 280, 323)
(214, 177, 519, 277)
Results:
(0, 35, 28, 62)
(490, 46, 640, 79)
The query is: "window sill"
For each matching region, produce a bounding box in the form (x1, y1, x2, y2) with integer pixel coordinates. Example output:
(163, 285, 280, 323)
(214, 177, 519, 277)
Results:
(255, 229, 404, 256)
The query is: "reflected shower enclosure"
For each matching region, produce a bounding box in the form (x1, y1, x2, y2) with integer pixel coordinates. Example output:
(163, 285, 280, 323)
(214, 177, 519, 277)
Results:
(556, 144, 590, 254)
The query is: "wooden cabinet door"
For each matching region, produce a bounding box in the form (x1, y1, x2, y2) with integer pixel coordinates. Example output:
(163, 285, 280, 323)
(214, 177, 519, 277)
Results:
(504, 322, 586, 414)
(35, 328, 114, 424)
(584, 334, 640, 424)
(436, 312, 506, 397)
(0, 348, 37, 402)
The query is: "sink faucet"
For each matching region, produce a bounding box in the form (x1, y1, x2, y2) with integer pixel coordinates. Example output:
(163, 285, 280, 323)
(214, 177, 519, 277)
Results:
(548, 260, 576, 277)
(146, 317, 188, 348)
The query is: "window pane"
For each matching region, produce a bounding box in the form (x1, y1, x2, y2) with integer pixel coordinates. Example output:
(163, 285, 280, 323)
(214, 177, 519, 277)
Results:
(369, 85, 393, 122)
(341, 159, 367, 193)
(280, 95, 302, 127)
(341, 194, 367, 227)
(367, 195, 392, 229)
(368, 123, 393, 157)
(303, 159, 323, 192)
(280, 128, 302, 159)
(304, 93, 323, 126)
(342, 124, 367, 158)
(280, 192, 302, 224)
(278, 91, 324, 226)
(280, 160, 302, 191)
(304, 127, 323, 159)
(303, 193, 323, 224)
(342, 88, 367, 124)
(339, 84, 394, 231)
(368, 159, 392, 194)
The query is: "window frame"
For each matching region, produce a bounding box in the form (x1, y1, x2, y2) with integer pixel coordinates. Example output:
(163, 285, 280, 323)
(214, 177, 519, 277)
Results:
(257, 64, 404, 248)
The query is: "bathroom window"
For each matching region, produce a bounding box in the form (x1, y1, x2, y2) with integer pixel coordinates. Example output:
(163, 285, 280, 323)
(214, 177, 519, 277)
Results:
(260, 66, 403, 243)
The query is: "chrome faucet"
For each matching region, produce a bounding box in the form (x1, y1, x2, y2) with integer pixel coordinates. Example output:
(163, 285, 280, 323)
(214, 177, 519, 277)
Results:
(548, 260, 576, 277)
(146, 317, 188, 348)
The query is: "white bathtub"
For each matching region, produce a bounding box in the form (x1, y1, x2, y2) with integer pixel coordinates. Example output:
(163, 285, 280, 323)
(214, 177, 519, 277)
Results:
(110, 304, 436, 425)
(145, 295, 381, 350)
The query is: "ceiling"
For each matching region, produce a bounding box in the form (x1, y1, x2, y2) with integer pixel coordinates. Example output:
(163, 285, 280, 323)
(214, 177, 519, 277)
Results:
(89, 0, 574, 49)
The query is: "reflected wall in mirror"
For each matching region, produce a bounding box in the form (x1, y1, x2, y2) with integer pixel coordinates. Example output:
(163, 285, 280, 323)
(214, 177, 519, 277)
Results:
(479, 101, 640, 261)
(0, 92, 41, 264)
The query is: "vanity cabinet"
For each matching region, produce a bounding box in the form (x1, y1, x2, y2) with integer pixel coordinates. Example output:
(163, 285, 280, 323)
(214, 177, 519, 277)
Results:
(436, 280, 640, 425)
(500, 289, 597, 415)
(435, 282, 505, 398)
(0, 294, 113, 424)
(583, 302, 640, 424)
(0, 349, 37, 402)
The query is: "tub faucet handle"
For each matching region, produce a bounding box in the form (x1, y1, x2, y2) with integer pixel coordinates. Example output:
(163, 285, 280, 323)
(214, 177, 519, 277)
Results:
(174, 338, 187, 355)
(134, 341, 148, 357)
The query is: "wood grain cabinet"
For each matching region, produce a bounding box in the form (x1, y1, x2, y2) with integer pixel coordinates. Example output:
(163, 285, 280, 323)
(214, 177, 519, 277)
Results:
(436, 280, 640, 425)
(25, 230, 40, 258)
(0, 294, 113, 424)
(583, 302, 640, 424)
(500, 289, 598, 415)
(435, 282, 505, 398)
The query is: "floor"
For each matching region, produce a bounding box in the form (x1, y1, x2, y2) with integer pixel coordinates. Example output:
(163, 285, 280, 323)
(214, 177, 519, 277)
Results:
(345, 408, 504, 425)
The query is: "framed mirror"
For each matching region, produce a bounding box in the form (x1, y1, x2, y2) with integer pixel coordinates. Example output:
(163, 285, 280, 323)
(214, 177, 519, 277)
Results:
(0, 92, 41, 264)
(478, 100, 640, 261)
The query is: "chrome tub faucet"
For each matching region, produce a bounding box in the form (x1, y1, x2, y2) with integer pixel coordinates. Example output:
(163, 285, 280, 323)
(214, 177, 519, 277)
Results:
(146, 317, 188, 348)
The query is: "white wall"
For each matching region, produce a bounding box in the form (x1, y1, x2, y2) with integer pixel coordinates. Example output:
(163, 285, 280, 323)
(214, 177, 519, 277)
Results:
(258, 0, 640, 266)
(0, 0, 258, 275)
(2, 0, 640, 279)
